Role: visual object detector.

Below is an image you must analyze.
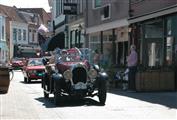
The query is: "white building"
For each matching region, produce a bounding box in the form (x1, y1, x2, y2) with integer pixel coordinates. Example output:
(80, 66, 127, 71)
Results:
(0, 15, 8, 64)
(9, 21, 28, 58)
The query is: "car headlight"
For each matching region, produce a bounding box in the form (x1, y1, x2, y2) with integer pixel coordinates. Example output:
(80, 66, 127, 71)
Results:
(63, 69, 72, 80)
(88, 69, 97, 79)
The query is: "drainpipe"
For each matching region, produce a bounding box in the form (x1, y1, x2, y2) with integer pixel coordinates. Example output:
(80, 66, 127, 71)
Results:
(100, 31, 103, 54)
(85, 0, 89, 48)
(70, 30, 73, 48)
(112, 29, 116, 64)
(75, 30, 78, 47)
(78, 30, 81, 48)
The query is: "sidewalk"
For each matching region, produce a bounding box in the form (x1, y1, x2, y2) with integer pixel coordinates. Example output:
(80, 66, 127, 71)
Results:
(108, 88, 177, 109)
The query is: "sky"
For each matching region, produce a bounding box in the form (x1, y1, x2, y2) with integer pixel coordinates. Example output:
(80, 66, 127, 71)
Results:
(0, 0, 50, 12)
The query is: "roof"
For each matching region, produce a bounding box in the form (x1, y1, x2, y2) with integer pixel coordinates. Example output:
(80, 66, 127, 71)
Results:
(0, 4, 25, 23)
(18, 8, 51, 24)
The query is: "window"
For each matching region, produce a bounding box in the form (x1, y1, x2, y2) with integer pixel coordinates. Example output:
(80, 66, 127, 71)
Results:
(166, 37, 173, 66)
(93, 0, 101, 9)
(0, 16, 5, 41)
(18, 29, 22, 41)
(23, 30, 26, 41)
(147, 42, 162, 67)
(101, 4, 110, 20)
(13, 28, 17, 42)
(143, 20, 164, 67)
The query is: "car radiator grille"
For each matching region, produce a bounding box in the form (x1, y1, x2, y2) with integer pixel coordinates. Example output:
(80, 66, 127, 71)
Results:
(36, 70, 44, 74)
(72, 67, 87, 84)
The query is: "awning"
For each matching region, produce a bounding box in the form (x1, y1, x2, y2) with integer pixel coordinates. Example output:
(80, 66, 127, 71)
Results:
(86, 19, 128, 34)
(41, 32, 65, 51)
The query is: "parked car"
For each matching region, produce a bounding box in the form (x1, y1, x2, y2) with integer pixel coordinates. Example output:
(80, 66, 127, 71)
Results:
(42, 48, 108, 105)
(10, 57, 25, 70)
(23, 58, 45, 83)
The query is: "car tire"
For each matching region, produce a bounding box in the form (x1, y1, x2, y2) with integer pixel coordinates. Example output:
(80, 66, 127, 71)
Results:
(98, 80, 107, 105)
(53, 80, 62, 106)
(24, 77, 27, 83)
(27, 78, 31, 83)
(44, 91, 49, 98)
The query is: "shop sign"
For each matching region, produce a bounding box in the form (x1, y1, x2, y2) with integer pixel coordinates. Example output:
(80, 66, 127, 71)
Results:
(63, 3, 77, 15)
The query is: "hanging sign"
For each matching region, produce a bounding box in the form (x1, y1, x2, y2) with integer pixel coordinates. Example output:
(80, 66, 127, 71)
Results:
(63, 3, 77, 15)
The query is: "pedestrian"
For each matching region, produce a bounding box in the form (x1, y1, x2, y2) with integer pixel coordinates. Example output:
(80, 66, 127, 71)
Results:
(93, 49, 100, 65)
(127, 44, 138, 91)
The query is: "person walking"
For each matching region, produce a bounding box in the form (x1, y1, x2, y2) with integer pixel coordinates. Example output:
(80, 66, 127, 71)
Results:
(93, 49, 100, 65)
(127, 45, 138, 91)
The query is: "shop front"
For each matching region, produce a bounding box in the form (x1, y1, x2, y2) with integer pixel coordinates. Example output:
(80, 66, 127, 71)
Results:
(129, 14, 177, 91)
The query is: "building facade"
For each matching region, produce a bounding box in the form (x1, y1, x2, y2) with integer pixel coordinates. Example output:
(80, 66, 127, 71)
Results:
(0, 4, 51, 60)
(67, 0, 86, 49)
(48, 0, 66, 50)
(0, 5, 27, 62)
(129, 0, 177, 91)
(18, 8, 51, 57)
(0, 15, 8, 64)
(86, 0, 129, 68)
(10, 21, 28, 58)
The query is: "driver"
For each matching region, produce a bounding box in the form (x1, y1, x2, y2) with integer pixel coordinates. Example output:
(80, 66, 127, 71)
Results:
(58, 49, 68, 63)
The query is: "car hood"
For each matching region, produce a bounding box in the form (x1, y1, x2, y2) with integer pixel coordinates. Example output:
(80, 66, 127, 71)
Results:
(12, 61, 23, 64)
(56, 61, 90, 73)
(26, 66, 45, 70)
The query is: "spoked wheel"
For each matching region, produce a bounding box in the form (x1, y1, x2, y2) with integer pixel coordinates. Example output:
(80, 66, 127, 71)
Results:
(53, 80, 63, 106)
(24, 77, 27, 83)
(42, 73, 49, 98)
(27, 78, 31, 83)
(44, 91, 49, 98)
(98, 80, 107, 105)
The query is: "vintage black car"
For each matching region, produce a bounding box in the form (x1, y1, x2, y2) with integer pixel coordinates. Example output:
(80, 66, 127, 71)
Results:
(42, 48, 108, 105)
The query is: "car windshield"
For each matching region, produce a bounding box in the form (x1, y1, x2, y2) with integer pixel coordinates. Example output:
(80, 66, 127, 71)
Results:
(12, 57, 24, 61)
(28, 59, 43, 66)
(54, 48, 83, 63)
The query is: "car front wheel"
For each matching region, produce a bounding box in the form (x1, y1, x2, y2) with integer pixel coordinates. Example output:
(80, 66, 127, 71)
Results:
(24, 77, 27, 83)
(53, 80, 63, 106)
(98, 80, 107, 105)
(44, 91, 49, 98)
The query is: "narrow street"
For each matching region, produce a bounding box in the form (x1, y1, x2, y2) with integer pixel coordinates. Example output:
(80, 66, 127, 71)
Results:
(0, 70, 176, 119)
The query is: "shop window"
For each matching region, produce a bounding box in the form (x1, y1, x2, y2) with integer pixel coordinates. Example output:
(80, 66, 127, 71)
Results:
(144, 21, 163, 38)
(147, 42, 162, 67)
(166, 37, 173, 66)
(144, 20, 164, 68)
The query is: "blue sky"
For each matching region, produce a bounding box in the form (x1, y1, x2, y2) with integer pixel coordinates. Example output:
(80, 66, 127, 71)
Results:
(0, 0, 50, 12)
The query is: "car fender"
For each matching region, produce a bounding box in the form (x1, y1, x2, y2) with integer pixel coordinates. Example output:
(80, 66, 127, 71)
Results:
(51, 73, 63, 81)
(98, 72, 108, 81)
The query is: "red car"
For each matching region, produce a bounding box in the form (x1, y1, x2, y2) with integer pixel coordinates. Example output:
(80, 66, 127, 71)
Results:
(11, 57, 25, 70)
(23, 58, 45, 83)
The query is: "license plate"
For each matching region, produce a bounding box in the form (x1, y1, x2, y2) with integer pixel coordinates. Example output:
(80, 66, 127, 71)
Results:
(37, 73, 43, 76)
(74, 82, 87, 90)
